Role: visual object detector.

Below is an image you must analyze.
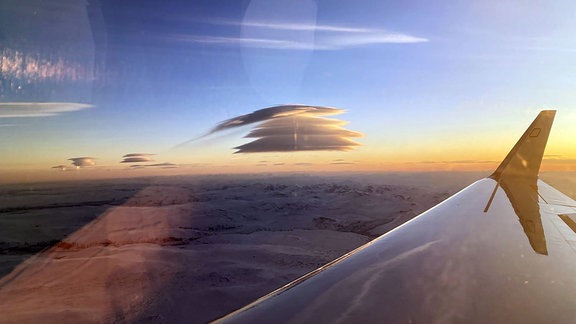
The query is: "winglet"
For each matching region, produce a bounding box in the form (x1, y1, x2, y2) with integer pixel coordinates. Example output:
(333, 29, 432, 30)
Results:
(490, 110, 556, 181)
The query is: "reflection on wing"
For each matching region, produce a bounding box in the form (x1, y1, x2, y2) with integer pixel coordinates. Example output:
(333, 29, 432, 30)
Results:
(499, 178, 547, 254)
(559, 214, 576, 233)
(216, 110, 576, 323)
(485, 110, 556, 255)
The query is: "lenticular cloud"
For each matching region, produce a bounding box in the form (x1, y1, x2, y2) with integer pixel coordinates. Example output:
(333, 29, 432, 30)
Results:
(224, 104, 362, 153)
(179, 104, 362, 153)
(0, 102, 92, 118)
(121, 153, 155, 163)
(210, 104, 344, 134)
(234, 114, 362, 153)
(68, 157, 95, 167)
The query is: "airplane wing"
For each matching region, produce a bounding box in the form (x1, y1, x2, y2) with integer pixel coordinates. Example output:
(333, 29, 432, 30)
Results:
(215, 110, 576, 323)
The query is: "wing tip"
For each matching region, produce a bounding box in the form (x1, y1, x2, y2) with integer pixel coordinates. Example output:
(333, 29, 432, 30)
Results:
(490, 109, 556, 181)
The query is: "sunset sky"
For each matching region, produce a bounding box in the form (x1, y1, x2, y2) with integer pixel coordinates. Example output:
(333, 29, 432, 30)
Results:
(1, 0, 576, 182)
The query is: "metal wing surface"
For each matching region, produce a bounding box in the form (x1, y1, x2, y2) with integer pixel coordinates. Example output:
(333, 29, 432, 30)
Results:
(216, 110, 576, 323)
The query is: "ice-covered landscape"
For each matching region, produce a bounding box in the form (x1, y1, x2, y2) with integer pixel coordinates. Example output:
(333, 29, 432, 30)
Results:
(0, 171, 574, 323)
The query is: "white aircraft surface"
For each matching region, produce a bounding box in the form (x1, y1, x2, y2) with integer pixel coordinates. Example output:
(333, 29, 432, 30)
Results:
(216, 110, 576, 323)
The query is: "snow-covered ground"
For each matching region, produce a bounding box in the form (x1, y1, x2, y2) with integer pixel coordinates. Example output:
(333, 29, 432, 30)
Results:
(0, 172, 573, 323)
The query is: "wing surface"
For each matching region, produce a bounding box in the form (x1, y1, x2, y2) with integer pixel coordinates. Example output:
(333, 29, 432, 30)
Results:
(216, 110, 576, 323)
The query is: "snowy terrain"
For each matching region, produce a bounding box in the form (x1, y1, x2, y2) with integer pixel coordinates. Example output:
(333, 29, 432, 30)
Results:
(0, 172, 573, 323)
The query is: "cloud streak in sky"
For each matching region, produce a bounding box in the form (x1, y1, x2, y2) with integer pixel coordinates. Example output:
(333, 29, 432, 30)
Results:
(170, 20, 427, 50)
(232, 21, 372, 33)
(169, 35, 319, 50)
(411, 160, 498, 165)
(129, 162, 177, 169)
(0, 102, 92, 118)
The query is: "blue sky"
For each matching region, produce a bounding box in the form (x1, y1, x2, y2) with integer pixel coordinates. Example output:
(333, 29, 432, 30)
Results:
(1, 0, 576, 180)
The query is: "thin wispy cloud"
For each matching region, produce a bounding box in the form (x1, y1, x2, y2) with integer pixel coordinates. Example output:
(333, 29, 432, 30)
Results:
(168, 35, 319, 50)
(412, 160, 498, 165)
(543, 158, 576, 164)
(249, 22, 367, 33)
(129, 162, 177, 169)
(0, 102, 92, 118)
(330, 161, 356, 165)
(148, 163, 177, 167)
(542, 155, 576, 165)
(324, 33, 428, 47)
(170, 20, 428, 50)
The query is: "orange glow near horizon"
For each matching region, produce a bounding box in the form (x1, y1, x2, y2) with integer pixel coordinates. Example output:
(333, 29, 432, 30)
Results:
(3, 151, 576, 185)
(3, 123, 576, 184)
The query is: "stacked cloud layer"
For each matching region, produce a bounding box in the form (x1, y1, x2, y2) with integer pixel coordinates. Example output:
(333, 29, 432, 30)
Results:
(202, 105, 363, 153)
